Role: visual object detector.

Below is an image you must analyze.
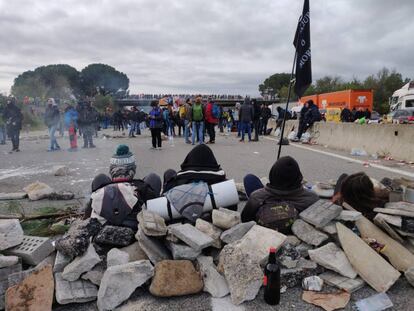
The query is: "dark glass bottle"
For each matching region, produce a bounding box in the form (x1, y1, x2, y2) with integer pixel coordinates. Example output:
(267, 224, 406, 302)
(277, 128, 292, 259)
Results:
(264, 247, 280, 305)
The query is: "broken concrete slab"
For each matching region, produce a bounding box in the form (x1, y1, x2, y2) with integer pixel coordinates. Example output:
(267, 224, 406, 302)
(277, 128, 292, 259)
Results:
(302, 290, 351, 311)
(336, 210, 362, 222)
(95, 225, 135, 247)
(137, 210, 167, 237)
(374, 207, 414, 218)
(4, 235, 54, 265)
(119, 241, 148, 262)
(0, 262, 22, 282)
(291, 219, 328, 246)
(149, 260, 203, 298)
(196, 256, 229, 298)
(5, 265, 54, 311)
(321, 222, 337, 235)
(385, 201, 414, 210)
(0, 255, 18, 269)
(62, 243, 101, 281)
(55, 272, 98, 304)
(319, 271, 365, 293)
(299, 200, 342, 228)
(336, 222, 400, 292)
(166, 241, 201, 260)
(280, 256, 298, 269)
(373, 214, 405, 243)
(0, 192, 27, 200)
(237, 225, 286, 264)
(168, 223, 214, 251)
(220, 221, 255, 245)
(284, 235, 301, 247)
(136, 228, 171, 264)
(356, 216, 414, 272)
(54, 251, 71, 273)
(212, 208, 241, 230)
(297, 258, 318, 270)
(98, 260, 154, 311)
(405, 267, 414, 287)
(308, 242, 357, 279)
(81, 262, 105, 286)
(302, 275, 323, 291)
(295, 243, 313, 258)
(374, 213, 402, 228)
(0, 219, 24, 251)
(195, 218, 222, 248)
(218, 242, 262, 305)
(107, 248, 129, 267)
(23, 181, 54, 200)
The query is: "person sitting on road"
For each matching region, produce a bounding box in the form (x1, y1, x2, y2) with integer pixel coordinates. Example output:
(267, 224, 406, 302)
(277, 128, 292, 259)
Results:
(332, 172, 388, 221)
(293, 100, 321, 141)
(241, 156, 319, 233)
(162, 144, 227, 194)
(83, 144, 161, 229)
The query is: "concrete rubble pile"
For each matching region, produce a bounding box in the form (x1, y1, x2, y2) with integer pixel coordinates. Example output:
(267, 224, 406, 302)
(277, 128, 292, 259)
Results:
(1, 178, 414, 310)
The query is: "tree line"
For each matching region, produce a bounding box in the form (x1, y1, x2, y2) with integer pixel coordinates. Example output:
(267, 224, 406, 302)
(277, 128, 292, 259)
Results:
(259, 68, 411, 113)
(11, 63, 129, 105)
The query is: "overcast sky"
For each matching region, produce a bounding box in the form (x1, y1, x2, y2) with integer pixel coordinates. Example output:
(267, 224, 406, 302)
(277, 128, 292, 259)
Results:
(0, 0, 413, 96)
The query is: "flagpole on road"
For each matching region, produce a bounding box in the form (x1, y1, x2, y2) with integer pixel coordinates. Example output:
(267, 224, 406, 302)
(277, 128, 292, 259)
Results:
(276, 52, 297, 159)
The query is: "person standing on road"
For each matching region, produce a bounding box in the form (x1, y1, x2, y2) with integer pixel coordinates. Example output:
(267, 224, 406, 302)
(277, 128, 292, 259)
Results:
(3, 97, 23, 152)
(239, 98, 253, 142)
(260, 104, 272, 135)
(64, 103, 78, 151)
(234, 102, 241, 137)
(251, 99, 261, 141)
(149, 100, 163, 149)
(191, 97, 204, 145)
(44, 98, 61, 152)
(181, 98, 192, 144)
(128, 107, 138, 138)
(204, 99, 219, 144)
(77, 100, 97, 148)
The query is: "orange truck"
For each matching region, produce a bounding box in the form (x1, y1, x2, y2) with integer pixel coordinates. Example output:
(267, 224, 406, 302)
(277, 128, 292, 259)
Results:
(300, 89, 373, 111)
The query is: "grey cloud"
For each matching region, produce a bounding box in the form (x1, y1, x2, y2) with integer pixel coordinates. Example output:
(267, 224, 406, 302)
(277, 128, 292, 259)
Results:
(0, 0, 413, 95)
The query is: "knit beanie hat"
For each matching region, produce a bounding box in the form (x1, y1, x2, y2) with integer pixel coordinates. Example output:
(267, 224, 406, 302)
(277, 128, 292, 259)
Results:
(109, 145, 136, 180)
(268, 156, 303, 191)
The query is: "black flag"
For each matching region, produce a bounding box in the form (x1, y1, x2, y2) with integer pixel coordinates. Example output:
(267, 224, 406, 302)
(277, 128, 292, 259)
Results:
(293, 0, 312, 98)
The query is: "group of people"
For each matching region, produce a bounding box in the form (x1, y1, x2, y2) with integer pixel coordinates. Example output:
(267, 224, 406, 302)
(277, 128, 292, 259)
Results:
(340, 107, 372, 123)
(84, 142, 387, 234)
(44, 98, 99, 151)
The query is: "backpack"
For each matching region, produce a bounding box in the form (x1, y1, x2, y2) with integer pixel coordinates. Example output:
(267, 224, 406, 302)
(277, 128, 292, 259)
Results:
(192, 104, 203, 122)
(255, 200, 298, 234)
(179, 105, 187, 119)
(212, 104, 220, 119)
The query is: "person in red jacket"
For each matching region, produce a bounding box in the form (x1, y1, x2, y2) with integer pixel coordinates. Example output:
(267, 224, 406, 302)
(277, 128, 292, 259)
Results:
(204, 99, 219, 144)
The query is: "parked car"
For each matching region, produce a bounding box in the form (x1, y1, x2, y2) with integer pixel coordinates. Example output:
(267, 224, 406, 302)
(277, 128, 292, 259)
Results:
(393, 108, 414, 124)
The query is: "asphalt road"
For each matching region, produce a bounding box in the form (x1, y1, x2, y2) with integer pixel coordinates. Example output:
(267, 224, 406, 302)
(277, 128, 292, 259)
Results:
(1, 128, 414, 310)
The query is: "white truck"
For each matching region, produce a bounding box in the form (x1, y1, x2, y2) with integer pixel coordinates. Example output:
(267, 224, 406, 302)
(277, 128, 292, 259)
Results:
(390, 81, 414, 111)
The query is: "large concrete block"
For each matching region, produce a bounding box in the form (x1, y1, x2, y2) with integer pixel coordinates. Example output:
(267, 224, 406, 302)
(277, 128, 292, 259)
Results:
(0, 219, 24, 251)
(55, 272, 98, 305)
(299, 200, 342, 228)
(4, 236, 54, 266)
(169, 224, 214, 251)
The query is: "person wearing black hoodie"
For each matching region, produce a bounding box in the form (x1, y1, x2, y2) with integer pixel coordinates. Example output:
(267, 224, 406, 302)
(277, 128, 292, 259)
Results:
(251, 99, 261, 141)
(294, 100, 320, 141)
(3, 97, 23, 152)
(163, 144, 227, 193)
(241, 156, 318, 231)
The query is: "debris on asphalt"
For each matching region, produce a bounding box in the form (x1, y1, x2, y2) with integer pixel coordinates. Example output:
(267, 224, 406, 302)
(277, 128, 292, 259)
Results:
(302, 290, 351, 311)
(355, 292, 393, 311)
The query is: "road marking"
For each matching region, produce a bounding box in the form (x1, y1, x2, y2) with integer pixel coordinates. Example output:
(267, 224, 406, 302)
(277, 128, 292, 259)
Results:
(264, 136, 414, 178)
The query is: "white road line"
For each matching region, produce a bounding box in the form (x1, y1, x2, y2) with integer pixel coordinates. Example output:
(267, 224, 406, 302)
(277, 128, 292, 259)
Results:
(264, 136, 414, 178)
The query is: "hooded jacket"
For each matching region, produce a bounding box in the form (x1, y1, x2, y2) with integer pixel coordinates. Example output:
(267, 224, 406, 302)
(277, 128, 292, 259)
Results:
(3, 103, 23, 130)
(239, 99, 254, 123)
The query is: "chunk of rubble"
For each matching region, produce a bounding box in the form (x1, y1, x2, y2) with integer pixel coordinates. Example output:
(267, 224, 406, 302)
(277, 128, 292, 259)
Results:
(296, 243, 313, 258)
(284, 235, 301, 247)
(373, 214, 405, 243)
(302, 275, 323, 291)
(166, 241, 201, 260)
(81, 262, 105, 286)
(291, 219, 328, 246)
(119, 241, 148, 262)
(62, 244, 101, 282)
(405, 267, 414, 287)
(23, 181, 54, 200)
(107, 248, 129, 267)
(0, 255, 19, 269)
(319, 271, 365, 293)
(336, 210, 362, 221)
(308, 242, 357, 279)
(98, 260, 154, 311)
(336, 222, 400, 292)
(168, 223, 214, 251)
(321, 222, 337, 235)
(5, 265, 54, 311)
(149, 260, 203, 298)
(299, 200, 342, 228)
(53, 165, 70, 176)
(137, 210, 167, 237)
(356, 216, 414, 272)
(0, 219, 24, 251)
(95, 225, 135, 247)
(220, 221, 255, 245)
(212, 208, 241, 230)
(195, 219, 222, 248)
(53, 251, 71, 273)
(55, 218, 102, 259)
(237, 225, 286, 264)
(218, 242, 262, 305)
(0, 192, 27, 200)
(302, 290, 351, 311)
(196, 256, 229, 298)
(55, 273, 98, 304)
(136, 228, 171, 264)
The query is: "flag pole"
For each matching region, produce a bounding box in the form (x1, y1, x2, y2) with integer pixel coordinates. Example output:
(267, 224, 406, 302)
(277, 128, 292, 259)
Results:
(277, 33, 300, 159)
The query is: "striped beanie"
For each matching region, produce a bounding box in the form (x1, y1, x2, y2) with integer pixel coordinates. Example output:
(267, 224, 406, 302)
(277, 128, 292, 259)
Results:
(109, 145, 136, 180)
